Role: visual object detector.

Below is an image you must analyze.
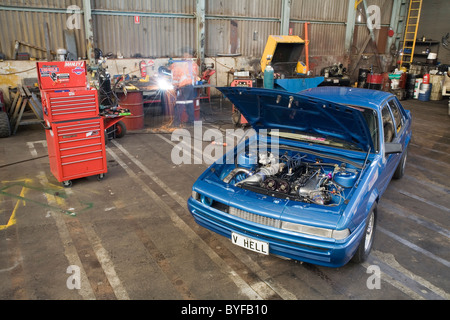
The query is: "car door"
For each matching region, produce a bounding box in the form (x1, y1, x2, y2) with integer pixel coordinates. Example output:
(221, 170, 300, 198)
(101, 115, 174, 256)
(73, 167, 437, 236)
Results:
(379, 99, 403, 193)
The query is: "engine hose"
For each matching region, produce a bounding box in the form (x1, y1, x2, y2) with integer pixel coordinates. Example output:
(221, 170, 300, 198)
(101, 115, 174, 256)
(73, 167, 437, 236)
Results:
(223, 167, 252, 184)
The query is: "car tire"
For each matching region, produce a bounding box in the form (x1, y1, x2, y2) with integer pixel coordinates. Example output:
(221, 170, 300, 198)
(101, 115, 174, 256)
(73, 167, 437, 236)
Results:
(352, 204, 377, 264)
(393, 149, 407, 179)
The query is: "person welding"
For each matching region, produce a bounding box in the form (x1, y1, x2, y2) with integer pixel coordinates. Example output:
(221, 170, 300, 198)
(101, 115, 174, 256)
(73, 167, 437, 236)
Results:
(170, 47, 199, 126)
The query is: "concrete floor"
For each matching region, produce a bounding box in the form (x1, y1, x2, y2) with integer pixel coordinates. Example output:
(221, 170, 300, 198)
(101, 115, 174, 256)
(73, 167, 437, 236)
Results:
(0, 95, 449, 303)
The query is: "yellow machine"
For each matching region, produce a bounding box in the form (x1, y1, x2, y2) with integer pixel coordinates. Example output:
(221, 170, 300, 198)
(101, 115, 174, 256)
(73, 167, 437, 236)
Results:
(260, 35, 308, 76)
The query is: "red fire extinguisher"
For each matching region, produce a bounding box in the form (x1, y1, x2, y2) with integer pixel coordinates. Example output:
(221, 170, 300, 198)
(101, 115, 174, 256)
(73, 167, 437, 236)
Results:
(139, 60, 147, 78)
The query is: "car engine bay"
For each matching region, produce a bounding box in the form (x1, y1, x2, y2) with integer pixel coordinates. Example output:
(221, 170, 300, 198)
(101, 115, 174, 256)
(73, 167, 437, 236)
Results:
(222, 149, 362, 206)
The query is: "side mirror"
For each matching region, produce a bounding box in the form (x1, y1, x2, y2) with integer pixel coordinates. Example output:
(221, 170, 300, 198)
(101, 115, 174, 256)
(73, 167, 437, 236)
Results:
(385, 143, 403, 154)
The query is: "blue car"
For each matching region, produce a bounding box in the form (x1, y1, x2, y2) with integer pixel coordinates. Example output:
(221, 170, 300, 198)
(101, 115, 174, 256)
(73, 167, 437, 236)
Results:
(188, 86, 412, 267)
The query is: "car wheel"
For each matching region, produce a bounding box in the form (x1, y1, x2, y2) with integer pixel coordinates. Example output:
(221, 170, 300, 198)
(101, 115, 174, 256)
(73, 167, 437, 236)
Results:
(393, 149, 407, 179)
(352, 205, 377, 264)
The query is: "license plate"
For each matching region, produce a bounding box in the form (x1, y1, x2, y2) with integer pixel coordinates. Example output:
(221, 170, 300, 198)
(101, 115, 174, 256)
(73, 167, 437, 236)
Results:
(231, 232, 269, 255)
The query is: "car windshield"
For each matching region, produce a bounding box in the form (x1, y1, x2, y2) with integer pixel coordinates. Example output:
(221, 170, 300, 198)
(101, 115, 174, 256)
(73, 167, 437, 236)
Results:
(268, 105, 379, 152)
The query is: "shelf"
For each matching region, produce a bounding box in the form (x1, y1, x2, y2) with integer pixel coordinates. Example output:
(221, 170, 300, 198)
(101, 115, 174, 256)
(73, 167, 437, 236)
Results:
(403, 40, 440, 45)
(417, 40, 440, 44)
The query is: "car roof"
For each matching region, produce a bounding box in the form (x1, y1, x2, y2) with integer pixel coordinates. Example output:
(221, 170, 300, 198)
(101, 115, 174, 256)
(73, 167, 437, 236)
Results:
(300, 86, 394, 110)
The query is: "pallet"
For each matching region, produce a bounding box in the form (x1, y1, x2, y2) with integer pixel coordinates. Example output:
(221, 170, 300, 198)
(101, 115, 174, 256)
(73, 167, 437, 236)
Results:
(7, 85, 44, 135)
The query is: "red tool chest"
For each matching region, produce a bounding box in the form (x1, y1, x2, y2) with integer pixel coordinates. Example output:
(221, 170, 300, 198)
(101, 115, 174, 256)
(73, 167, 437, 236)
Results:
(41, 89, 99, 123)
(37, 61, 107, 187)
(46, 118, 107, 186)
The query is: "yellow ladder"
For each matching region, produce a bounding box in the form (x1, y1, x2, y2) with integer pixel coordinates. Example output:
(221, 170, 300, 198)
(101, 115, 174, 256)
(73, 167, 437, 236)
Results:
(400, 0, 423, 68)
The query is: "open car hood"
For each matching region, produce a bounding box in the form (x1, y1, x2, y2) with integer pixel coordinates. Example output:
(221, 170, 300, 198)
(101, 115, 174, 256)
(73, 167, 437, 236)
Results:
(218, 87, 374, 152)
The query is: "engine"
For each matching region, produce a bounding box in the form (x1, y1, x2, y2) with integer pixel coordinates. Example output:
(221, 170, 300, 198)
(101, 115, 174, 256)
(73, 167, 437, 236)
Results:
(222, 151, 359, 206)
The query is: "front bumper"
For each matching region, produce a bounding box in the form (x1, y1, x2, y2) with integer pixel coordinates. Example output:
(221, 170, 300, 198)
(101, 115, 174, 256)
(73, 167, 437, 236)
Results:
(187, 197, 366, 268)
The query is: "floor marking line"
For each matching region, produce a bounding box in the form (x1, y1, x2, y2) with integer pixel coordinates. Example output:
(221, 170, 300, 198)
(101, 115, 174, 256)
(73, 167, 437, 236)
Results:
(403, 173, 450, 195)
(362, 260, 424, 300)
(38, 174, 129, 300)
(410, 143, 450, 156)
(107, 144, 265, 300)
(119, 136, 297, 300)
(380, 200, 450, 239)
(0, 185, 25, 230)
(157, 133, 214, 164)
(378, 226, 450, 268)
(410, 153, 450, 168)
(26, 140, 47, 158)
(398, 189, 450, 213)
(370, 250, 449, 300)
(81, 222, 131, 300)
(37, 171, 96, 300)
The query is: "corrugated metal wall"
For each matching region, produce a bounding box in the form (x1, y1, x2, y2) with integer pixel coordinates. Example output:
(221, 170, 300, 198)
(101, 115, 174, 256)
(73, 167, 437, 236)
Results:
(1, 0, 83, 8)
(205, 0, 282, 57)
(0, 1, 86, 59)
(206, 19, 280, 57)
(93, 0, 195, 13)
(291, 0, 348, 22)
(0, 0, 396, 60)
(91, 0, 197, 58)
(206, 0, 282, 18)
(93, 16, 195, 58)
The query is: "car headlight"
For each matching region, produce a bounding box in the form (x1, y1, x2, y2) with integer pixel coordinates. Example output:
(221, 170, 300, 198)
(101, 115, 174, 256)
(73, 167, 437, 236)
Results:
(192, 191, 214, 206)
(192, 190, 200, 200)
(281, 221, 350, 240)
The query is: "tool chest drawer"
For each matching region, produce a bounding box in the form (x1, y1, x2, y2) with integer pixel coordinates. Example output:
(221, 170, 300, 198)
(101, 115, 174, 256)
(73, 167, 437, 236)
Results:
(42, 89, 99, 122)
(46, 118, 107, 182)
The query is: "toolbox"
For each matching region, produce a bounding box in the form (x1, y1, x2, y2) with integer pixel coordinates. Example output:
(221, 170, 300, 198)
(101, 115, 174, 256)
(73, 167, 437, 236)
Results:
(37, 61, 108, 187)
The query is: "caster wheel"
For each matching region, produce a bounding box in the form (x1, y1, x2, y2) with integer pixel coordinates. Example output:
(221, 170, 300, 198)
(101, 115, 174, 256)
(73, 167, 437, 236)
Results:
(97, 173, 105, 181)
(115, 121, 127, 138)
(62, 180, 72, 188)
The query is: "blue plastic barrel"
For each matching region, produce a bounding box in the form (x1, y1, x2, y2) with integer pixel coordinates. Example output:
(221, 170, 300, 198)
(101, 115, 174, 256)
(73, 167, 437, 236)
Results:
(418, 83, 432, 101)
